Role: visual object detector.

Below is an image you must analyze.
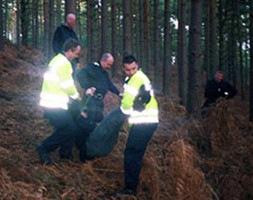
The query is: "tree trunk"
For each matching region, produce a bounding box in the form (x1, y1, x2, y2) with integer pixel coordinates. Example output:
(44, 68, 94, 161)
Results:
(87, 0, 96, 62)
(187, 0, 202, 118)
(123, 0, 132, 56)
(237, 0, 244, 100)
(111, 0, 117, 77)
(20, 0, 29, 46)
(32, 0, 39, 48)
(77, 1, 82, 43)
(163, 0, 170, 96)
(143, 0, 150, 75)
(101, 0, 108, 54)
(4, 0, 8, 39)
(16, 0, 20, 48)
(43, 0, 49, 58)
(0, 0, 3, 50)
(65, 0, 76, 15)
(218, 0, 225, 72)
(138, 0, 145, 67)
(230, 0, 237, 87)
(49, 0, 54, 57)
(153, 0, 159, 90)
(250, 0, 253, 121)
(177, 0, 187, 105)
(56, 0, 61, 26)
(210, 0, 218, 74)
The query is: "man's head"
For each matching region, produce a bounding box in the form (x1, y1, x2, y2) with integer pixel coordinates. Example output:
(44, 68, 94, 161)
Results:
(122, 55, 138, 78)
(100, 53, 114, 70)
(214, 71, 224, 83)
(66, 13, 76, 29)
(63, 38, 81, 61)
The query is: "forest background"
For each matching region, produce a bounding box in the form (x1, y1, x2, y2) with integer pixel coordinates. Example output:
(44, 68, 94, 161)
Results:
(0, 0, 252, 119)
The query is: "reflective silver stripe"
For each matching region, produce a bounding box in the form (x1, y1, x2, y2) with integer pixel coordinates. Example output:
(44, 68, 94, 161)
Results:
(43, 72, 60, 82)
(40, 93, 69, 109)
(40, 99, 68, 110)
(129, 116, 159, 124)
(128, 109, 159, 124)
(124, 84, 139, 97)
(120, 106, 133, 115)
(40, 92, 69, 102)
(144, 83, 152, 91)
(70, 92, 80, 99)
(60, 79, 75, 89)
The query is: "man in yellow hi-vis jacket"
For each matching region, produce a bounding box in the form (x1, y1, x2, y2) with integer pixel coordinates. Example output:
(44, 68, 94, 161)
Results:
(115, 55, 159, 196)
(37, 38, 81, 165)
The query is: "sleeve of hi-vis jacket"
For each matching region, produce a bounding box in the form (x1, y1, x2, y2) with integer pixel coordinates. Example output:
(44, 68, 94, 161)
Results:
(57, 62, 79, 99)
(120, 75, 143, 115)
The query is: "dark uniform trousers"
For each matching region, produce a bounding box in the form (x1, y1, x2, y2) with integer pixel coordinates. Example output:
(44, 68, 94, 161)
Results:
(40, 108, 77, 159)
(124, 123, 158, 190)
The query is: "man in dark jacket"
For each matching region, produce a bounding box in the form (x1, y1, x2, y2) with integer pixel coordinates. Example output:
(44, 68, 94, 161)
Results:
(52, 13, 80, 73)
(202, 70, 237, 110)
(76, 53, 121, 123)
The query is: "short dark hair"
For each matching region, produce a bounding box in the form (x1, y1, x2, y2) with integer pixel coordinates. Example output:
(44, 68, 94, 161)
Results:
(123, 55, 137, 64)
(62, 38, 81, 52)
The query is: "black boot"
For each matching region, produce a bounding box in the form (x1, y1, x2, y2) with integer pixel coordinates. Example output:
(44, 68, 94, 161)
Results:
(36, 146, 53, 165)
(112, 187, 137, 197)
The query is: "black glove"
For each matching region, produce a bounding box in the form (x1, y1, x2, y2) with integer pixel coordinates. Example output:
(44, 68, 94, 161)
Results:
(133, 85, 151, 111)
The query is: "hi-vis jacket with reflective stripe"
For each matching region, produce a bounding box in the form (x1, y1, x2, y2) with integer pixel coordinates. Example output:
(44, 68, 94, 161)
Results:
(120, 70, 159, 124)
(40, 53, 79, 110)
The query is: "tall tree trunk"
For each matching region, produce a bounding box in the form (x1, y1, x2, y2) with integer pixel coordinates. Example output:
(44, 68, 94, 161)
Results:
(77, 1, 82, 43)
(210, 0, 218, 74)
(111, 0, 117, 77)
(218, 0, 225, 72)
(20, 0, 29, 46)
(123, 0, 132, 56)
(43, 0, 49, 58)
(138, 0, 145, 66)
(163, 0, 170, 96)
(32, 0, 39, 48)
(56, 0, 61, 26)
(4, 0, 8, 39)
(153, 0, 159, 89)
(101, 0, 108, 54)
(143, 0, 150, 75)
(230, 0, 237, 87)
(16, 0, 20, 48)
(250, 0, 253, 121)
(237, 0, 244, 100)
(65, 0, 76, 15)
(87, 0, 95, 62)
(177, 0, 187, 105)
(49, 0, 54, 58)
(0, 0, 3, 50)
(187, 0, 202, 118)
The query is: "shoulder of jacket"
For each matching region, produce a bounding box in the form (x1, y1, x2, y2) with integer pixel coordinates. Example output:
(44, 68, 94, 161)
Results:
(93, 62, 100, 67)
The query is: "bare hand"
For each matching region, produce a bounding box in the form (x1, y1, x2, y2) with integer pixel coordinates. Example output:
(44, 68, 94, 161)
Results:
(85, 87, 96, 96)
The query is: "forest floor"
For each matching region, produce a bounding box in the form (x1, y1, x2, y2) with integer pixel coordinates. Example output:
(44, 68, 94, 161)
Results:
(0, 44, 252, 200)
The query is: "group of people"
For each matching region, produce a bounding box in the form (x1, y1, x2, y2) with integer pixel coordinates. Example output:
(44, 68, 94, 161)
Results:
(37, 13, 158, 196)
(36, 13, 237, 197)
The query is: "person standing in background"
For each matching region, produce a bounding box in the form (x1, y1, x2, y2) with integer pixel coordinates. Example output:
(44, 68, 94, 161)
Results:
(52, 13, 80, 74)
